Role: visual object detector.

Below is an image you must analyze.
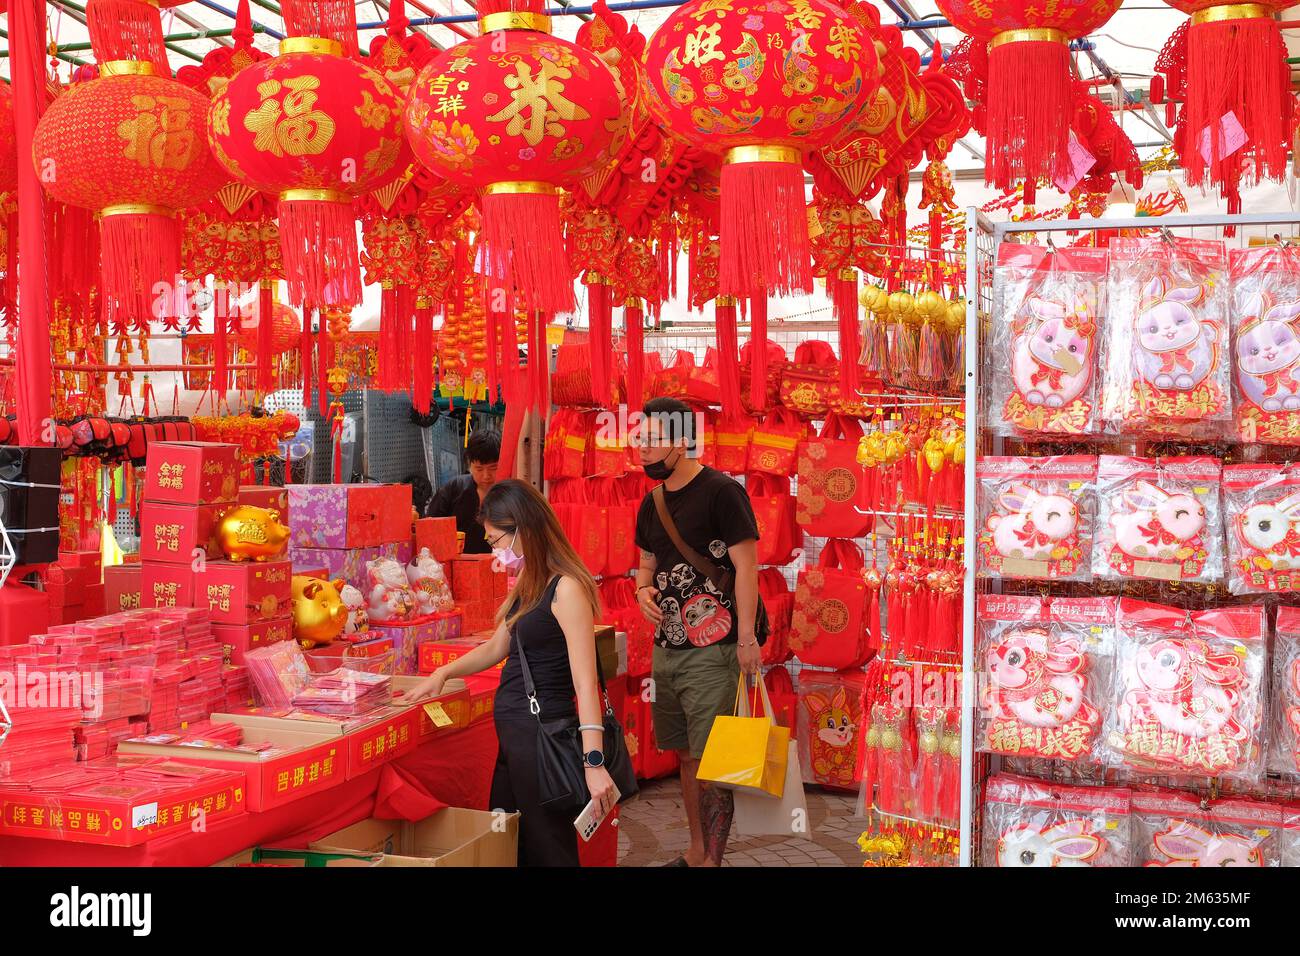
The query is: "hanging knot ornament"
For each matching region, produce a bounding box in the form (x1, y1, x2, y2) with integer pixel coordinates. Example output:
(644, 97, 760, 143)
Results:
(1152, 1, 1293, 198)
(32, 0, 227, 334)
(207, 0, 409, 310)
(643, 0, 878, 299)
(404, 0, 629, 314)
(932, 0, 1123, 196)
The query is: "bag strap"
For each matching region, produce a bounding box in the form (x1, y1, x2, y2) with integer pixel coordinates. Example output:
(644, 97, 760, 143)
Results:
(652, 484, 726, 592)
(734, 674, 775, 724)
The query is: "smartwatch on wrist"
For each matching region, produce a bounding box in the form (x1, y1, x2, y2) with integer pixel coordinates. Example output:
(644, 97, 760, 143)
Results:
(583, 750, 605, 769)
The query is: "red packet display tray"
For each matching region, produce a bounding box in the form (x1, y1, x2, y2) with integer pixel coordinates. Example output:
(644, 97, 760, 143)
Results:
(210, 708, 416, 781)
(390, 677, 471, 739)
(0, 761, 246, 846)
(116, 716, 347, 812)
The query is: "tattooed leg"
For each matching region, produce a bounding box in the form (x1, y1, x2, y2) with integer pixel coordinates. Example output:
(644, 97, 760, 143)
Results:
(698, 781, 735, 866)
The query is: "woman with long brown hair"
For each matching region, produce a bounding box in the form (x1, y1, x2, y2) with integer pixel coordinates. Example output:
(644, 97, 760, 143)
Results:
(403, 478, 612, 866)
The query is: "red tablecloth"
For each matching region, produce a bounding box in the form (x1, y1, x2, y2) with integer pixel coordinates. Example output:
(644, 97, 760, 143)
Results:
(0, 720, 619, 866)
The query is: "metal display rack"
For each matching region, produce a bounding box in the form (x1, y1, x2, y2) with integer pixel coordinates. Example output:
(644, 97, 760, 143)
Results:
(959, 206, 1300, 867)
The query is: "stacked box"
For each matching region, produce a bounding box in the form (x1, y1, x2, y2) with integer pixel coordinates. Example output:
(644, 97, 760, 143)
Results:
(194, 559, 292, 625)
(212, 616, 293, 666)
(287, 484, 412, 550)
(103, 564, 143, 613)
(0, 446, 62, 565)
(237, 484, 289, 516)
(414, 517, 459, 563)
(448, 556, 507, 633)
(37, 551, 103, 625)
(365, 617, 455, 676)
(288, 542, 413, 593)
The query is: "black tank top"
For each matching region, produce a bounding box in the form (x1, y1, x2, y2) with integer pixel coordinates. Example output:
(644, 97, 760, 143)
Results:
(495, 576, 577, 723)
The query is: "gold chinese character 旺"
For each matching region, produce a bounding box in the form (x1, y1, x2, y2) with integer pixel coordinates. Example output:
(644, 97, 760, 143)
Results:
(486, 59, 591, 147)
(681, 23, 726, 68)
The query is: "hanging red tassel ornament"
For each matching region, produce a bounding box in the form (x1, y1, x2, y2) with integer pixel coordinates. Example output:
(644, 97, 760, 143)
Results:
(300, 314, 313, 411)
(643, 0, 878, 301)
(1157, 1, 1292, 195)
(413, 299, 433, 414)
(833, 269, 860, 395)
(586, 274, 613, 407)
(405, 0, 627, 315)
(714, 296, 743, 422)
(256, 281, 274, 394)
(207, 0, 407, 310)
(624, 297, 645, 412)
(933, 0, 1123, 192)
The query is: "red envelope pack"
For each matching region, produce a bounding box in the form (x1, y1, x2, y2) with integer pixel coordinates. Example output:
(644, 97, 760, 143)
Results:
(144, 442, 240, 506)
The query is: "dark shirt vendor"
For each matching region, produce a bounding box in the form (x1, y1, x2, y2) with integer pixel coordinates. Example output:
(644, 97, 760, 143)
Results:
(426, 431, 501, 554)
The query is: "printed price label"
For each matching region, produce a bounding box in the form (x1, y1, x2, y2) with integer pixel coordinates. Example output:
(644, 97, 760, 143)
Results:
(423, 702, 454, 728)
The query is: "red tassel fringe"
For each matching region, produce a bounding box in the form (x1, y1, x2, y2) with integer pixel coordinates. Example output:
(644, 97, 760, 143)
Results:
(985, 39, 1071, 190)
(86, 0, 169, 73)
(720, 160, 812, 298)
(256, 282, 274, 393)
(714, 298, 743, 422)
(749, 294, 768, 413)
(588, 280, 612, 406)
(100, 211, 179, 334)
(278, 198, 362, 310)
(482, 191, 575, 314)
(299, 315, 312, 410)
(625, 300, 645, 411)
(280, 0, 360, 57)
(832, 272, 860, 395)
(413, 304, 433, 413)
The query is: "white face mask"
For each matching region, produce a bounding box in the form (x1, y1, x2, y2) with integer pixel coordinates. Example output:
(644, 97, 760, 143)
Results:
(492, 532, 525, 573)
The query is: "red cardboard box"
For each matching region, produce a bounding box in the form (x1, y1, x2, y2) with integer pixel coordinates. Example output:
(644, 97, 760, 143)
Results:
(390, 677, 471, 738)
(141, 562, 195, 609)
(145, 441, 240, 506)
(194, 559, 291, 625)
(345, 706, 421, 778)
(379, 485, 414, 545)
(293, 566, 329, 580)
(288, 484, 413, 549)
(104, 564, 143, 613)
(82, 584, 104, 617)
(238, 485, 288, 515)
(418, 633, 503, 677)
(449, 555, 507, 604)
(213, 616, 293, 665)
(459, 599, 498, 635)
(465, 675, 497, 724)
(414, 517, 459, 563)
(139, 500, 233, 564)
(0, 759, 246, 847)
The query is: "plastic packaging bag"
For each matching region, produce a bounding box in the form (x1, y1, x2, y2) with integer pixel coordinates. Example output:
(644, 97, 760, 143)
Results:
(1101, 236, 1231, 439)
(1230, 245, 1300, 444)
(1102, 599, 1266, 783)
(1093, 455, 1223, 585)
(1269, 608, 1300, 777)
(990, 243, 1107, 438)
(1133, 789, 1281, 867)
(977, 594, 1113, 762)
(1224, 462, 1300, 595)
(981, 773, 1132, 867)
(976, 455, 1097, 582)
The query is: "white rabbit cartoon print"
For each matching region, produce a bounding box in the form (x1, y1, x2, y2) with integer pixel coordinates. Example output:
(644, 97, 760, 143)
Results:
(1231, 245, 1300, 443)
(1224, 464, 1300, 594)
(982, 774, 1133, 867)
(1135, 277, 1216, 392)
(997, 821, 1103, 867)
(1235, 299, 1300, 411)
(977, 456, 1096, 582)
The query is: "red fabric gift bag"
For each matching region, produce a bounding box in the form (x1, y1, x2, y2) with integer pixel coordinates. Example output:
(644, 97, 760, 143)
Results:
(747, 405, 804, 477)
(747, 473, 801, 567)
(790, 539, 870, 669)
(795, 414, 870, 538)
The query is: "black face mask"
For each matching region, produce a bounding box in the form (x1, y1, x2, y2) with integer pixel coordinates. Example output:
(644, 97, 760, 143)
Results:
(644, 448, 679, 481)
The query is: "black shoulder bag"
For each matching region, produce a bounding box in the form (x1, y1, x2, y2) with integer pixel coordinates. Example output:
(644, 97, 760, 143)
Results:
(515, 623, 639, 812)
(652, 485, 770, 643)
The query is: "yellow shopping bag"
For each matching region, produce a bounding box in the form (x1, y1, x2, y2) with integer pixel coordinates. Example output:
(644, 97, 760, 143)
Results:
(696, 676, 790, 798)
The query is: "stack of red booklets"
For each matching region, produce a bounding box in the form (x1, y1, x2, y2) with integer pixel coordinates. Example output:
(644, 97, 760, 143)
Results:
(291, 670, 391, 716)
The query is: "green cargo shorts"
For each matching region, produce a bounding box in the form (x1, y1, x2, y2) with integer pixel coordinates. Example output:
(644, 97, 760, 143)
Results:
(650, 642, 740, 759)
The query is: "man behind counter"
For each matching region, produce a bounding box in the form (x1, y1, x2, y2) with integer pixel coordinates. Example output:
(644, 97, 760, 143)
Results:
(425, 431, 501, 554)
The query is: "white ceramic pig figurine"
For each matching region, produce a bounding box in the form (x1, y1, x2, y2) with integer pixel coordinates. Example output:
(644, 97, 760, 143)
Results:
(1110, 480, 1205, 560)
(986, 483, 1080, 560)
(1235, 300, 1300, 411)
(367, 557, 417, 623)
(1011, 297, 1092, 407)
(1136, 279, 1215, 391)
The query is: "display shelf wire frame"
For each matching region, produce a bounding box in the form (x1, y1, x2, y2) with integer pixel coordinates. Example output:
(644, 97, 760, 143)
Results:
(958, 206, 1300, 868)
(421, 408, 505, 495)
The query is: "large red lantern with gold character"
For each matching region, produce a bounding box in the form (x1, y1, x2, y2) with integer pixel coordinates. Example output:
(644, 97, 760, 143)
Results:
(1153, 1, 1292, 201)
(405, 0, 626, 314)
(208, 0, 408, 310)
(33, 62, 226, 332)
(934, 0, 1122, 195)
(643, 0, 876, 300)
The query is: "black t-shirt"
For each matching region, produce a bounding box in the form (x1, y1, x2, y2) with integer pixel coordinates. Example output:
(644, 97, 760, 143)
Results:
(634, 466, 760, 650)
(427, 474, 489, 554)
(495, 576, 577, 722)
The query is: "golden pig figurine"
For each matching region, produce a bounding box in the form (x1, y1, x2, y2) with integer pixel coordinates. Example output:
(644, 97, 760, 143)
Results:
(291, 575, 348, 646)
(217, 506, 290, 562)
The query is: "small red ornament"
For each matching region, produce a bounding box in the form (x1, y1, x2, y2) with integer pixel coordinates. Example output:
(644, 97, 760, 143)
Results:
(642, 0, 878, 299)
(405, 0, 627, 314)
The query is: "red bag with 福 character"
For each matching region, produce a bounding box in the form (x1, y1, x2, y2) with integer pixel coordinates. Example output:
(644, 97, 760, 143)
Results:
(712, 416, 752, 474)
(695, 408, 717, 470)
(790, 539, 871, 670)
(780, 340, 840, 419)
(549, 478, 608, 577)
(686, 347, 722, 406)
(796, 414, 871, 538)
(590, 409, 628, 478)
(747, 405, 804, 477)
(746, 473, 801, 568)
(740, 339, 788, 415)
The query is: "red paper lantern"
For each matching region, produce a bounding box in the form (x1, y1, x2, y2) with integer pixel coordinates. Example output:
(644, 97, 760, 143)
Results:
(642, 0, 877, 298)
(33, 64, 227, 331)
(933, 0, 1122, 193)
(238, 296, 301, 354)
(208, 0, 408, 310)
(405, 0, 627, 313)
(1153, 1, 1292, 198)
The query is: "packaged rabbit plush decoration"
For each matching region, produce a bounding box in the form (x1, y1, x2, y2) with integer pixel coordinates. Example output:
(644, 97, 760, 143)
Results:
(1223, 463, 1300, 594)
(366, 557, 419, 624)
(1101, 237, 1231, 439)
(1231, 246, 1300, 443)
(1133, 789, 1281, 867)
(1268, 609, 1300, 776)
(977, 594, 1113, 762)
(1094, 455, 1223, 584)
(1103, 600, 1266, 782)
(990, 244, 1107, 437)
(981, 774, 1133, 867)
(977, 456, 1097, 582)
